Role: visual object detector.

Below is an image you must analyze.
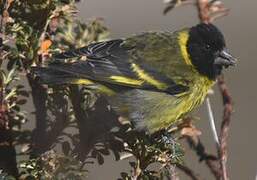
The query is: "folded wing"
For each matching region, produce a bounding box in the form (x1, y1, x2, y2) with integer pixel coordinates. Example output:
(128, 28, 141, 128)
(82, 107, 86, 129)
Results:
(35, 38, 188, 95)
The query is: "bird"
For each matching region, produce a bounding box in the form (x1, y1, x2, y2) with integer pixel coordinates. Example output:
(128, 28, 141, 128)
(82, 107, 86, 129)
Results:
(32, 23, 236, 134)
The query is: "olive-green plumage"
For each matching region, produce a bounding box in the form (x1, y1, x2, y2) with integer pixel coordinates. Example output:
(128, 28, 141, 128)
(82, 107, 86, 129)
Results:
(33, 23, 236, 133)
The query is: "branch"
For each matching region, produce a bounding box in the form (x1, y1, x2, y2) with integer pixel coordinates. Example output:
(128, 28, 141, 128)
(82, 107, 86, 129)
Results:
(27, 75, 48, 158)
(69, 85, 93, 158)
(186, 136, 221, 179)
(41, 88, 70, 151)
(69, 86, 120, 160)
(217, 75, 233, 180)
(176, 164, 200, 180)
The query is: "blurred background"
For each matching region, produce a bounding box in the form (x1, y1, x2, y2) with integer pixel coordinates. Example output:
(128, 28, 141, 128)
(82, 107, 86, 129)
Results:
(76, 0, 257, 179)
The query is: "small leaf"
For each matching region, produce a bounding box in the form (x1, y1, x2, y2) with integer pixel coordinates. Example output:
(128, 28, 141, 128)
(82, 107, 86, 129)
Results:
(21, 144, 30, 153)
(7, 58, 17, 70)
(163, 0, 178, 15)
(96, 153, 104, 165)
(129, 161, 136, 168)
(62, 141, 71, 155)
(120, 172, 129, 179)
(5, 68, 16, 85)
(4, 88, 17, 100)
(91, 149, 97, 158)
(181, 125, 202, 138)
(98, 148, 110, 156)
(16, 99, 27, 105)
(17, 90, 30, 97)
(16, 85, 25, 89)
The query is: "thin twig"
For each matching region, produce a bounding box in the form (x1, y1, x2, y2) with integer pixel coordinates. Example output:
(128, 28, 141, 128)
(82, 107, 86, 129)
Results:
(196, 0, 210, 23)
(170, 164, 179, 180)
(186, 137, 222, 179)
(27, 75, 48, 157)
(209, 9, 229, 22)
(176, 164, 200, 180)
(131, 159, 142, 180)
(69, 85, 94, 158)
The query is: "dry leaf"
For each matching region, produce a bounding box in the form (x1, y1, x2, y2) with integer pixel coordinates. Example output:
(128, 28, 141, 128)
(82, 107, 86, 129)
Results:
(39, 39, 52, 54)
(180, 119, 202, 142)
(181, 126, 202, 137)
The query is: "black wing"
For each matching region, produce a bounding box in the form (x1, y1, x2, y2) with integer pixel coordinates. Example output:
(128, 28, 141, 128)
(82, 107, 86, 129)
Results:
(48, 39, 188, 95)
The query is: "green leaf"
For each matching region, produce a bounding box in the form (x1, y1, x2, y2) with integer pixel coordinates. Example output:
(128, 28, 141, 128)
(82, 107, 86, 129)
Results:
(62, 141, 71, 155)
(96, 153, 104, 165)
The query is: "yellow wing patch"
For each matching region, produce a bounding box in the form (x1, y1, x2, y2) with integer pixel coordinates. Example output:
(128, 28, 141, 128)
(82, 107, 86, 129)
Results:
(131, 63, 168, 90)
(72, 79, 94, 85)
(72, 79, 115, 95)
(178, 31, 193, 66)
(109, 75, 144, 86)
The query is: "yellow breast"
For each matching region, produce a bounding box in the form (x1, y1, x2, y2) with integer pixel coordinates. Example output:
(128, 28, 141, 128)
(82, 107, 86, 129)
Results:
(147, 76, 214, 133)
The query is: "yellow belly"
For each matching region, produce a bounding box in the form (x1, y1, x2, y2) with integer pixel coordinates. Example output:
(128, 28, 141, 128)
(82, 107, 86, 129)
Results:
(147, 76, 215, 133)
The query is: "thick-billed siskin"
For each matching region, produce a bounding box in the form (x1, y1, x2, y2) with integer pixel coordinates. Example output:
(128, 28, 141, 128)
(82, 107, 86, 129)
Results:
(32, 23, 236, 133)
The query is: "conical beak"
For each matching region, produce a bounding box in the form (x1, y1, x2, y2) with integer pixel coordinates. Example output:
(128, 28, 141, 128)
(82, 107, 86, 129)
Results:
(214, 48, 237, 67)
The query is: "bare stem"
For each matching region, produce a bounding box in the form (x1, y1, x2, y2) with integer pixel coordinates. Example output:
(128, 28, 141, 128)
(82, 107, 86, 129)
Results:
(176, 164, 200, 180)
(186, 137, 221, 179)
(217, 75, 233, 180)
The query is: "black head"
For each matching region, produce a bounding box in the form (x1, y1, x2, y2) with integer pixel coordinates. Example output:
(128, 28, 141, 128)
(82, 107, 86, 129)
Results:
(187, 23, 236, 80)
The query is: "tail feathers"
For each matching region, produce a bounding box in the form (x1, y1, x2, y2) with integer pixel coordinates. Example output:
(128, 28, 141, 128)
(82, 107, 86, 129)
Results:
(31, 67, 79, 85)
(31, 66, 116, 96)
